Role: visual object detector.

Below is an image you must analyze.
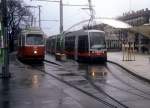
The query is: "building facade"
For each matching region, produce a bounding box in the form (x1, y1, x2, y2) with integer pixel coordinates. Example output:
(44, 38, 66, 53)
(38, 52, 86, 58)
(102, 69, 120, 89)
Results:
(84, 8, 150, 53)
(118, 8, 150, 54)
(104, 26, 122, 51)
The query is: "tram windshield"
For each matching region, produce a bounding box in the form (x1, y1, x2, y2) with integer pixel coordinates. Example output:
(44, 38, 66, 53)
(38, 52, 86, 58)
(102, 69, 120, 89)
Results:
(26, 34, 44, 45)
(89, 32, 106, 50)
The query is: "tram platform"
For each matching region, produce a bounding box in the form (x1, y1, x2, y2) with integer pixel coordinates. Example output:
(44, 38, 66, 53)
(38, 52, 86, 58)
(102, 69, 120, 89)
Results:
(107, 51, 150, 82)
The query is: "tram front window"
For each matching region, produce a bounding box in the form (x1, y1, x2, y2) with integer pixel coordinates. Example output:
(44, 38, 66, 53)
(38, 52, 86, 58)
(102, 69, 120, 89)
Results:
(89, 32, 106, 50)
(26, 34, 44, 45)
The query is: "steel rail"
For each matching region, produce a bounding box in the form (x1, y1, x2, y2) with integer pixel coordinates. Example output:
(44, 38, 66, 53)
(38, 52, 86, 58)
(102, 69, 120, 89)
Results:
(43, 59, 128, 108)
(44, 59, 150, 105)
(106, 62, 150, 97)
(31, 63, 117, 108)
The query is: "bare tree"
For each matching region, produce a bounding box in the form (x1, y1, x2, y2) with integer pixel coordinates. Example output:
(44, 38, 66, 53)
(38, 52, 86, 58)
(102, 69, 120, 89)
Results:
(7, 0, 32, 51)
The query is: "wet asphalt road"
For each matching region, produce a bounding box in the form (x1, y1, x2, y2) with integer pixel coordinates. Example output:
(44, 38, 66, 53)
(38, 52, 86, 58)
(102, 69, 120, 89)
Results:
(1, 54, 150, 108)
(43, 54, 150, 108)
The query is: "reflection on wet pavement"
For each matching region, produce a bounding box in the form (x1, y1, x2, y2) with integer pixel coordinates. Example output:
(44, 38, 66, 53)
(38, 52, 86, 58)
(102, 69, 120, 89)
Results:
(32, 75, 40, 88)
(2, 53, 150, 108)
(46, 60, 150, 108)
(77, 64, 108, 82)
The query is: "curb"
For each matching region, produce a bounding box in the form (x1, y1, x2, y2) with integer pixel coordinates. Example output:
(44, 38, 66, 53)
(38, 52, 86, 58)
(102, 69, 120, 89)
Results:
(107, 60, 150, 84)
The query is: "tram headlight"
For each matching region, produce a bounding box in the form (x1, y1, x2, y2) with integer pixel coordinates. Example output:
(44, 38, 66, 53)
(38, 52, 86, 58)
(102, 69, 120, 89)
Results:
(34, 50, 37, 54)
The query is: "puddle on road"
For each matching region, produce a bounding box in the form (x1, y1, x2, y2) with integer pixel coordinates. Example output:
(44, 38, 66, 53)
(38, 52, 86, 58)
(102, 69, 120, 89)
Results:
(89, 71, 107, 78)
(77, 64, 108, 83)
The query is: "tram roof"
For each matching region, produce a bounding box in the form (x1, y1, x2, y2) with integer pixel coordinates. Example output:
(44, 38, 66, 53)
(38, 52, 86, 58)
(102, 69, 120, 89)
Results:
(22, 27, 44, 35)
(48, 29, 105, 38)
(68, 29, 104, 36)
(84, 29, 105, 33)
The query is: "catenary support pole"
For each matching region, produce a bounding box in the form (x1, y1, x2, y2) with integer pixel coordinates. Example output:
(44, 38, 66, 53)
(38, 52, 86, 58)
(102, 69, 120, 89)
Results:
(38, 5, 42, 28)
(60, 0, 63, 33)
(1, 0, 11, 78)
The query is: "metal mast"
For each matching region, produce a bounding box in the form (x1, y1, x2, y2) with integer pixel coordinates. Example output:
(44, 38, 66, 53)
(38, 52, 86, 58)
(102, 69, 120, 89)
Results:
(38, 5, 42, 28)
(1, 0, 11, 78)
(88, 0, 95, 26)
(60, 0, 63, 33)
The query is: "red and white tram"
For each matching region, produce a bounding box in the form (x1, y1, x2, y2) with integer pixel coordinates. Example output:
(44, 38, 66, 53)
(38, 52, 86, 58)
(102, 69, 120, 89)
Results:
(17, 27, 45, 61)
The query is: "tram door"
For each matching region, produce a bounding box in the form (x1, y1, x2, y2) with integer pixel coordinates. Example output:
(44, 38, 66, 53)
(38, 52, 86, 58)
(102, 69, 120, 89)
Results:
(77, 35, 89, 59)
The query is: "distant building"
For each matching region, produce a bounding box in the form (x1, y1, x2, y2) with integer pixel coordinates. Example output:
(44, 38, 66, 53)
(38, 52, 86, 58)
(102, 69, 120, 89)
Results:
(118, 8, 150, 54)
(90, 8, 150, 53)
(118, 8, 150, 26)
(103, 26, 122, 51)
(83, 8, 150, 53)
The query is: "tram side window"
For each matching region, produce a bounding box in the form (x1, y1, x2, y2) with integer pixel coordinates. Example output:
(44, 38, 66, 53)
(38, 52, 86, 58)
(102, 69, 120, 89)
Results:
(48, 39, 51, 47)
(56, 36, 63, 52)
(78, 36, 88, 52)
(22, 36, 25, 46)
(65, 36, 75, 52)
(51, 39, 55, 48)
(18, 35, 22, 46)
(65, 37, 68, 51)
(19, 34, 25, 46)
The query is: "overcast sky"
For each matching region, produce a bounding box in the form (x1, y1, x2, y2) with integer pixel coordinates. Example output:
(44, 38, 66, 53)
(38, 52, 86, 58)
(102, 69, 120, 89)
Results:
(24, 0, 150, 36)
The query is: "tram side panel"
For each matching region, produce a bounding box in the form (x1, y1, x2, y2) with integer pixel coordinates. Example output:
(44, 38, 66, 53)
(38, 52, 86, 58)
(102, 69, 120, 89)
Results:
(46, 37, 56, 54)
(46, 29, 107, 62)
(20, 46, 45, 60)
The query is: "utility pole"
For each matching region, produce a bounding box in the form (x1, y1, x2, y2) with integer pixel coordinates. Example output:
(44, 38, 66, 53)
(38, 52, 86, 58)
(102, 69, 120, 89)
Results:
(31, 15, 34, 26)
(59, 0, 63, 33)
(88, 0, 94, 20)
(31, 0, 88, 33)
(25, 5, 42, 28)
(38, 5, 42, 28)
(88, 0, 95, 26)
(1, 0, 11, 78)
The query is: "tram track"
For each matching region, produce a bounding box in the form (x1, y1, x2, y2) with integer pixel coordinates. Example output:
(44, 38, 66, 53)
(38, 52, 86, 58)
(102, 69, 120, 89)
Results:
(107, 60, 150, 83)
(77, 62, 150, 100)
(44, 59, 150, 100)
(17, 58, 150, 108)
(42, 60, 129, 108)
(30, 63, 118, 108)
(15, 56, 117, 107)
(44, 59, 150, 102)
(105, 63, 150, 98)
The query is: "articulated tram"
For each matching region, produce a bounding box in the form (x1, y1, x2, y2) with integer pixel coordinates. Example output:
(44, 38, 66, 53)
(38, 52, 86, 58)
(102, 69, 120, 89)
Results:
(46, 29, 107, 62)
(17, 27, 45, 61)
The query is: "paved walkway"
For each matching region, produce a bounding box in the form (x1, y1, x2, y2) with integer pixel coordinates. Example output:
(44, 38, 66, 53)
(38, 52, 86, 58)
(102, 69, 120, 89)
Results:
(107, 51, 150, 82)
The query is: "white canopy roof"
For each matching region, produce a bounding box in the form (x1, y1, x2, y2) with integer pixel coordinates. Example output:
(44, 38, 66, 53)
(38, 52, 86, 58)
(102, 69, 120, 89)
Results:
(95, 18, 132, 29)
